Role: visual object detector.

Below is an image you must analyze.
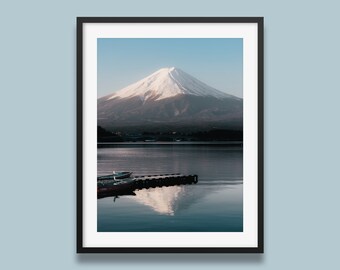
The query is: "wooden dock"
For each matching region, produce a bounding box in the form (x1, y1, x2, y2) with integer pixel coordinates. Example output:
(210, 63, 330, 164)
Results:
(97, 173, 198, 199)
(133, 173, 198, 189)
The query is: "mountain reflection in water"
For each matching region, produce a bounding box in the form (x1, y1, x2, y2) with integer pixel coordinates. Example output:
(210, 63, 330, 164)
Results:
(133, 186, 183, 216)
(104, 177, 242, 216)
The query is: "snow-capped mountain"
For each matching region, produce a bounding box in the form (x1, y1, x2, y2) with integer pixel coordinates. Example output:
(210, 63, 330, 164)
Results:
(98, 67, 243, 133)
(106, 67, 238, 102)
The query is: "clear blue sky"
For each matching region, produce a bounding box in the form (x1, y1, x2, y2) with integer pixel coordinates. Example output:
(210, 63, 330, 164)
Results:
(97, 38, 243, 98)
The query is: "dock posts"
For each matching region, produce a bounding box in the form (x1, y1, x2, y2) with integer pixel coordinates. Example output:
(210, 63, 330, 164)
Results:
(132, 174, 198, 190)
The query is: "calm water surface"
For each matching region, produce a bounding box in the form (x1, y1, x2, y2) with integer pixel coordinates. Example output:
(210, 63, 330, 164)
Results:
(97, 143, 243, 232)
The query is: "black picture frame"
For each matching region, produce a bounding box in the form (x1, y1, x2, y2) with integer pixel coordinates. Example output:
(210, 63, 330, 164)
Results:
(77, 17, 264, 253)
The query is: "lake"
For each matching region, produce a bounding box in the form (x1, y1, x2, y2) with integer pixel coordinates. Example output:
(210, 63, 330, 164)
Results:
(97, 143, 243, 232)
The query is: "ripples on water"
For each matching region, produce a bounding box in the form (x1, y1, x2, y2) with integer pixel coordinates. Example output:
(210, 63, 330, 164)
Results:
(97, 143, 243, 232)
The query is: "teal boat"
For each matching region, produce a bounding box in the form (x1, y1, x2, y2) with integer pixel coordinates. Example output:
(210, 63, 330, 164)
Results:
(97, 178, 135, 193)
(97, 171, 132, 181)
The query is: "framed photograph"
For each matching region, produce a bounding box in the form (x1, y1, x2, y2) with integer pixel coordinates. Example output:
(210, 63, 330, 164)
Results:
(77, 17, 263, 253)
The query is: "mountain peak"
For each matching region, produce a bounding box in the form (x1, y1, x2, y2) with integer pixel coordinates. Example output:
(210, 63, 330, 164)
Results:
(153, 66, 178, 75)
(162, 66, 176, 71)
(106, 67, 236, 102)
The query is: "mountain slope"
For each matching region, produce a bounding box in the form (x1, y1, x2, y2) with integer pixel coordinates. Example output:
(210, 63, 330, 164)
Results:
(98, 67, 243, 133)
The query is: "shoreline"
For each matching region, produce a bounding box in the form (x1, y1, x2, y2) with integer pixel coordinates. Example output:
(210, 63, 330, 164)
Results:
(98, 141, 243, 146)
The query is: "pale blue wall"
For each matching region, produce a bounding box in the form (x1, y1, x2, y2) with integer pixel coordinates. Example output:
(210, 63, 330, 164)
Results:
(1, 0, 340, 269)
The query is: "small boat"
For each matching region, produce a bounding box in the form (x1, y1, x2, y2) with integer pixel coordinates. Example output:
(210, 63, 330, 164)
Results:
(97, 171, 132, 181)
(97, 178, 135, 193)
